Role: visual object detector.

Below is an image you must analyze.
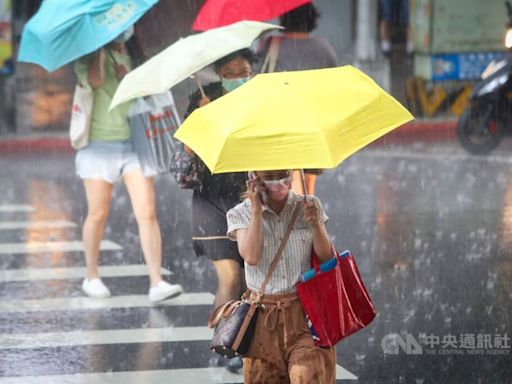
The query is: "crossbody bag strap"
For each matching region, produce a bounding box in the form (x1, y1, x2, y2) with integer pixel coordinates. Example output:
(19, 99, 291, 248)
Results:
(258, 203, 301, 294)
(106, 48, 118, 66)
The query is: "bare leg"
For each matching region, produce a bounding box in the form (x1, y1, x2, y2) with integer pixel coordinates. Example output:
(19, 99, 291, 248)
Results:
(291, 170, 317, 195)
(123, 170, 163, 288)
(291, 170, 304, 195)
(380, 20, 392, 54)
(305, 173, 317, 195)
(82, 179, 113, 280)
(380, 19, 391, 42)
(212, 259, 242, 309)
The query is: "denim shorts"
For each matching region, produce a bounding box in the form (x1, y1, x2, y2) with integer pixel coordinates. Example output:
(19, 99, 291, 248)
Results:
(76, 140, 143, 183)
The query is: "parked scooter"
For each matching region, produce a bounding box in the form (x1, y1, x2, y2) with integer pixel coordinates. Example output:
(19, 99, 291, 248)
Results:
(456, 2, 512, 154)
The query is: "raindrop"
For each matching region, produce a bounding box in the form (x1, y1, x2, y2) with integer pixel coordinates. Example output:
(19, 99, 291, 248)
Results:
(355, 352, 366, 362)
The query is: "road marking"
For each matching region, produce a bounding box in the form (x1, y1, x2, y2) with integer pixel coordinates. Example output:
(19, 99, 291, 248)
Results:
(0, 293, 215, 313)
(0, 326, 214, 349)
(336, 364, 358, 380)
(0, 205, 35, 213)
(0, 365, 357, 383)
(0, 240, 122, 254)
(0, 368, 243, 384)
(0, 220, 77, 230)
(0, 265, 171, 282)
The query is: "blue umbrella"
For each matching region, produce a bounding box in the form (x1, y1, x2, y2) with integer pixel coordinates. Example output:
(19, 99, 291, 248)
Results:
(18, 0, 158, 72)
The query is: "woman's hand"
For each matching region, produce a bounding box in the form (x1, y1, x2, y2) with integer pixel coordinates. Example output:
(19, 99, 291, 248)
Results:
(114, 63, 129, 80)
(199, 96, 210, 107)
(304, 197, 331, 262)
(303, 199, 321, 227)
(87, 48, 106, 89)
(237, 177, 265, 266)
(246, 177, 266, 214)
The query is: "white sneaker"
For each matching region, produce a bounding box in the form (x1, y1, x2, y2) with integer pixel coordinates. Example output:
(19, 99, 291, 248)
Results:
(149, 281, 183, 302)
(381, 39, 392, 55)
(82, 278, 111, 298)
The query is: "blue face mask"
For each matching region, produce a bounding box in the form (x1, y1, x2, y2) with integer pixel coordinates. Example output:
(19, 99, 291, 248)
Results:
(221, 76, 251, 92)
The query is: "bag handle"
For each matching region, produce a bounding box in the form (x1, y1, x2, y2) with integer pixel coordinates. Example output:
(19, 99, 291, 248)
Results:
(260, 36, 281, 74)
(208, 300, 240, 328)
(258, 203, 301, 294)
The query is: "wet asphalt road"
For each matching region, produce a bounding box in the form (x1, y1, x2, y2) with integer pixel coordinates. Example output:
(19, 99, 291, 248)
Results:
(0, 141, 511, 383)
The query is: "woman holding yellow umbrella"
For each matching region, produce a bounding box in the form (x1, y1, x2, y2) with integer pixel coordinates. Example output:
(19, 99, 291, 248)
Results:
(226, 169, 336, 382)
(174, 64, 413, 379)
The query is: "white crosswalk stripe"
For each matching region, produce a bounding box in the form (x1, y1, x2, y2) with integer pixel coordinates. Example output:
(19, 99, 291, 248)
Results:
(0, 205, 35, 213)
(0, 240, 122, 254)
(0, 365, 358, 383)
(0, 265, 171, 282)
(0, 220, 76, 230)
(0, 293, 215, 313)
(0, 326, 214, 349)
(0, 368, 244, 384)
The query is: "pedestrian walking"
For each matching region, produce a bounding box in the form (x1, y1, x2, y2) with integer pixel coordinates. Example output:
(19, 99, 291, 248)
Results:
(74, 27, 183, 302)
(184, 49, 254, 371)
(379, 0, 412, 56)
(226, 169, 337, 383)
(257, 2, 338, 196)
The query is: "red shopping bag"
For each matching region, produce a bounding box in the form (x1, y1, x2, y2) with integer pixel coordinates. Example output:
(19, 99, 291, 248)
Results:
(296, 249, 376, 347)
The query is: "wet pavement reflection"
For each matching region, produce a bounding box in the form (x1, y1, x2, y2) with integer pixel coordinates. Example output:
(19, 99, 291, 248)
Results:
(0, 142, 510, 383)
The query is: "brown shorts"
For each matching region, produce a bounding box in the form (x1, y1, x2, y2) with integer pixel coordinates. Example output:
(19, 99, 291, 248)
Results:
(244, 290, 336, 384)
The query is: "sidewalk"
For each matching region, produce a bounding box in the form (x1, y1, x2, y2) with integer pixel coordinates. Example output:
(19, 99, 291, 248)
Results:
(0, 119, 457, 154)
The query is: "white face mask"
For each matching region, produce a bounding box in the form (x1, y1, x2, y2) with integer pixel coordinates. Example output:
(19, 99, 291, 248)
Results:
(114, 25, 134, 43)
(263, 176, 292, 201)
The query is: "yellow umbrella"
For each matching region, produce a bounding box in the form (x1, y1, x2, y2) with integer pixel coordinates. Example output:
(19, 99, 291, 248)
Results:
(174, 65, 414, 174)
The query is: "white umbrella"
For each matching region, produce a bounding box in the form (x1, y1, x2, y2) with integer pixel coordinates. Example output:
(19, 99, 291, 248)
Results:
(109, 20, 280, 110)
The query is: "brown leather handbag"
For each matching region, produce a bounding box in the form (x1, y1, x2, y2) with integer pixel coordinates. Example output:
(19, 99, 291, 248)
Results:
(208, 204, 301, 359)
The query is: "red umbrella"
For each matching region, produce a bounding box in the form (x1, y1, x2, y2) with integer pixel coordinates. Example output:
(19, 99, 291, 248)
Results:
(192, 0, 311, 31)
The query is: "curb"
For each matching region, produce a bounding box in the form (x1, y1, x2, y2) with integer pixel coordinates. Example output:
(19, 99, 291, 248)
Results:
(372, 119, 457, 147)
(0, 120, 457, 154)
(0, 136, 73, 154)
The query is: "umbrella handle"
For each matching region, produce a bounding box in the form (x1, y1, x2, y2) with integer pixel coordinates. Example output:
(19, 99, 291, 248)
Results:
(300, 169, 308, 202)
(194, 77, 206, 98)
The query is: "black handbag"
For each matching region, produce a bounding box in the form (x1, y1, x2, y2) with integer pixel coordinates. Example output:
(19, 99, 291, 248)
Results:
(208, 204, 301, 359)
(208, 299, 259, 358)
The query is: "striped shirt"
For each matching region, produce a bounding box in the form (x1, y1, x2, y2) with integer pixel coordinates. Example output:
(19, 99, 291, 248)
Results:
(226, 192, 329, 294)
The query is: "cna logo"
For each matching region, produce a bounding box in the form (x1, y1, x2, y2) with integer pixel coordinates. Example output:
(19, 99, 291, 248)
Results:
(381, 333, 423, 355)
